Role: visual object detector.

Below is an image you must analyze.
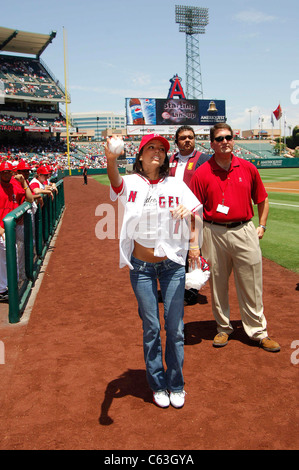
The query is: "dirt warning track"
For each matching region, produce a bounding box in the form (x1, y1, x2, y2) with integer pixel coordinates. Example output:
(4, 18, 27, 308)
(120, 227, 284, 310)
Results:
(264, 180, 299, 193)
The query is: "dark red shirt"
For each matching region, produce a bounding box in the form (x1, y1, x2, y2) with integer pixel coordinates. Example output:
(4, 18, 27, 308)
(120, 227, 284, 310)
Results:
(190, 154, 268, 223)
(0, 179, 25, 228)
(169, 150, 210, 186)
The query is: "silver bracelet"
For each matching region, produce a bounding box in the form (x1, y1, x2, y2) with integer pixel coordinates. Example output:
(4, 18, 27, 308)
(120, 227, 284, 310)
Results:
(259, 224, 267, 231)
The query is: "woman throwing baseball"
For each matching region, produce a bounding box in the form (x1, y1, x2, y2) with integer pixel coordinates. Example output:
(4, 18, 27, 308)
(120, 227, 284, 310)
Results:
(105, 134, 202, 409)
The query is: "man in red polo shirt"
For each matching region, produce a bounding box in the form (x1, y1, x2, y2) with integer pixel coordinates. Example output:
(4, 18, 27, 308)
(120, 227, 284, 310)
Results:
(169, 125, 210, 186)
(0, 161, 33, 300)
(190, 123, 280, 352)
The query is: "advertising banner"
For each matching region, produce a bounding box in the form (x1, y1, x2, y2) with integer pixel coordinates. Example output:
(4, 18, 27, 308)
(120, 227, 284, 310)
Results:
(156, 99, 199, 125)
(126, 98, 226, 133)
(126, 125, 211, 136)
(197, 100, 226, 125)
(0, 124, 22, 132)
(0, 80, 4, 105)
(24, 126, 49, 132)
(50, 126, 77, 133)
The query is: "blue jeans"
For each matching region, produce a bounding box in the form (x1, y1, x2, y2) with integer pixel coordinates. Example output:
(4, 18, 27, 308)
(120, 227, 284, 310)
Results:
(130, 255, 186, 393)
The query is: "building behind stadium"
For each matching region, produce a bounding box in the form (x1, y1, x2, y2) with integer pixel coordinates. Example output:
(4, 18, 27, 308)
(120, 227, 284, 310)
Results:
(70, 112, 126, 141)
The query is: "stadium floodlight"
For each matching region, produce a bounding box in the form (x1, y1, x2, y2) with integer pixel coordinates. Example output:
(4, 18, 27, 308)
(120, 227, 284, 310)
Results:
(175, 4, 209, 99)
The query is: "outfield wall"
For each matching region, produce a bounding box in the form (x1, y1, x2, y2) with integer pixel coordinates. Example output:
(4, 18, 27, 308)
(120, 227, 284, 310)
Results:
(56, 159, 299, 180)
(249, 158, 299, 168)
(57, 168, 126, 179)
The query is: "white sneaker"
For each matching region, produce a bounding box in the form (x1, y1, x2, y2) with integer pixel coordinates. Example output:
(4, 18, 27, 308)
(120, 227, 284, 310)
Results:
(153, 390, 170, 408)
(170, 390, 186, 408)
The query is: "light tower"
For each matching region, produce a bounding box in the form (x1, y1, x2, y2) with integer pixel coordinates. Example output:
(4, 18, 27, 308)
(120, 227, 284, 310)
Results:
(175, 4, 209, 100)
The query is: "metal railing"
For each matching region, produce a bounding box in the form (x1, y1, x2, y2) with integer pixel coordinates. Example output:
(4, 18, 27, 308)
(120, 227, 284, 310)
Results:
(3, 179, 65, 323)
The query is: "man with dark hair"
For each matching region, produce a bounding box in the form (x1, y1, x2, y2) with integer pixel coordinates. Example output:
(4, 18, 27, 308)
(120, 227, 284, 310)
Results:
(190, 123, 280, 352)
(169, 125, 210, 305)
(169, 125, 210, 186)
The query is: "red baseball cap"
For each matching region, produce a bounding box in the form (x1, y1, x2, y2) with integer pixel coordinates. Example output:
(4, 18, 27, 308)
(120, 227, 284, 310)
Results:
(17, 159, 31, 171)
(0, 161, 13, 172)
(37, 165, 50, 175)
(139, 134, 170, 153)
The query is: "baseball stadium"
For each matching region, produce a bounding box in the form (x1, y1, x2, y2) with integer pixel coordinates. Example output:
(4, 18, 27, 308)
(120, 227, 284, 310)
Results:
(0, 23, 298, 453)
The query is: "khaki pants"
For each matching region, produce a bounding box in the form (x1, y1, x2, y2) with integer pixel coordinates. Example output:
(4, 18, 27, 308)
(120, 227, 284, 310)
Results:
(202, 221, 268, 341)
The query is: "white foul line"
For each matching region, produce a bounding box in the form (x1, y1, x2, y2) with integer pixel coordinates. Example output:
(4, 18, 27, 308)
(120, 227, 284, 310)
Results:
(269, 202, 299, 208)
(265, 186, 299, 191)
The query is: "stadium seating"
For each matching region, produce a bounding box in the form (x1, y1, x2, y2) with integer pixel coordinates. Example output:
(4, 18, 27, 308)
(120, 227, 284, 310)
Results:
(0, 113, 66, 128)
(236, 142, 277, 159)
(0, 55, 64, 100)
(196, 140, 278, 160)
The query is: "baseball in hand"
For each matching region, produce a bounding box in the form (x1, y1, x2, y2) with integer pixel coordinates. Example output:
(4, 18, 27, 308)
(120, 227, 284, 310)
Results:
(108, 137, 124, 155)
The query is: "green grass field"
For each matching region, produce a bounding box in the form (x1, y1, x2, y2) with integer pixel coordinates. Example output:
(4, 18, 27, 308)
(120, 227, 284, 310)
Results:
(253, 168, 299, 273)
(93, 175, 110, 186)
(258, 168, 299, 183)
(93, 168, 299, 273)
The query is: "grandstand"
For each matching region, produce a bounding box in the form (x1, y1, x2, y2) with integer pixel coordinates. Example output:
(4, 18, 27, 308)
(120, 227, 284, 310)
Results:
(0, 54, 65, 100)
(197, 139, 284, 160)
(0, 26, 76, 169)
(235, 141, 278, 159)
(0, 26, 126, 172)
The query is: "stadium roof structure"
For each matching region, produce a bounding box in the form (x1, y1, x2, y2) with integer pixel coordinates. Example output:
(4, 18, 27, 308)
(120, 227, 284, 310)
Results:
(0, 26, 56, 57)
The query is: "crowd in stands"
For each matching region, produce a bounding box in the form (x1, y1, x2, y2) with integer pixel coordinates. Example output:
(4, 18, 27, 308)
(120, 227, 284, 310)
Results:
(199, 140, 274, 159)
(0, 138, 138, 172)
(0, 55, 64, 100)
(0, 133, 283, 175)
(74, 140, 140, 168)
(0, 137, 246, 172)
(0, 114, 67, 129)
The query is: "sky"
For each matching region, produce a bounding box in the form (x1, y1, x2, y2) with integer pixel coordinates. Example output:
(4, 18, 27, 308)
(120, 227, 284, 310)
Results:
(1, 0, 298, 132)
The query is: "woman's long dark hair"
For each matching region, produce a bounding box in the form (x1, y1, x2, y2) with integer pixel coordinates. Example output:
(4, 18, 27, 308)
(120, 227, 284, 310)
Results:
(133, 146, 169, 178)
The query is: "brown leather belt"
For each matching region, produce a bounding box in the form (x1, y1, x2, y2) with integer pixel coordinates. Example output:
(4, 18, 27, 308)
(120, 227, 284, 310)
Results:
(205, 220, 251, 229)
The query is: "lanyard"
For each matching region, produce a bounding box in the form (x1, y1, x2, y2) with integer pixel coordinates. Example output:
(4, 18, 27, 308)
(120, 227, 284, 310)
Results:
(216, 173, 231, 206)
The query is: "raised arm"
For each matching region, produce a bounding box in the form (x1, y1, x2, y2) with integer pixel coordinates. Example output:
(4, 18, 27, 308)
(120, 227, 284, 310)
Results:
(14, 174, 34, 204)
(105, 138, 124, 188)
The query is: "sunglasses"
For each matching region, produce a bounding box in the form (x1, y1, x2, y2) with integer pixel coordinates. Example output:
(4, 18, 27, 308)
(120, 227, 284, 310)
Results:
(214, 135, 233, 142)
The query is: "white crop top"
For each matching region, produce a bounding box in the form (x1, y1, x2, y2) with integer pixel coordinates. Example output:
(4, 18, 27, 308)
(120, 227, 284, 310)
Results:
(110, 173, 203, 270)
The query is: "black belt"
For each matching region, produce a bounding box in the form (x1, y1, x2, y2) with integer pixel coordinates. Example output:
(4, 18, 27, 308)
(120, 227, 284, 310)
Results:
(205, 220, 251, 229)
